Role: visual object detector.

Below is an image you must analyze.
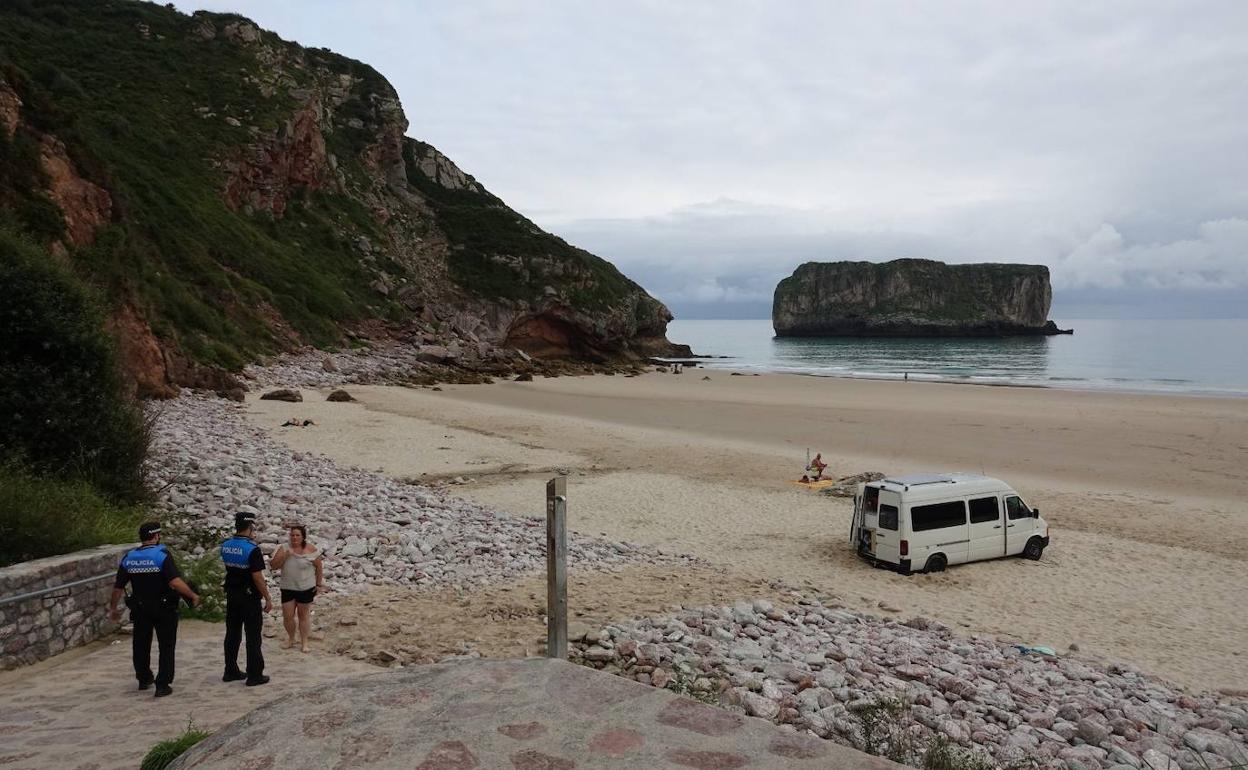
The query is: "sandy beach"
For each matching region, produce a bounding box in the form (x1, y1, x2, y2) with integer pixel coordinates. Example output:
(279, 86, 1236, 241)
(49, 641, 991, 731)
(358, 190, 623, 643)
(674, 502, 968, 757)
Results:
(245, 372, 1248, 692)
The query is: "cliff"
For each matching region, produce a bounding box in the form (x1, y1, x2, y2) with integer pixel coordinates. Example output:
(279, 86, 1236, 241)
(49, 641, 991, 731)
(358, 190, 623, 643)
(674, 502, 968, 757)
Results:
(773, 259, 1067, 337)
(0, 1, 681, 396)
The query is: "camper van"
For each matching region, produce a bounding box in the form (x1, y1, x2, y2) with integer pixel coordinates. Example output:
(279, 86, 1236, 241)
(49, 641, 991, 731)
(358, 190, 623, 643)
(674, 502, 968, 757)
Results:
(851, 473, 1048, 573)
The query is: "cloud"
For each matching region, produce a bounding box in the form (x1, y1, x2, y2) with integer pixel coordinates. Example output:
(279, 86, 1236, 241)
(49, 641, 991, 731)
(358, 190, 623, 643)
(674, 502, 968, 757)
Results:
(1058, 219, 1248, 290)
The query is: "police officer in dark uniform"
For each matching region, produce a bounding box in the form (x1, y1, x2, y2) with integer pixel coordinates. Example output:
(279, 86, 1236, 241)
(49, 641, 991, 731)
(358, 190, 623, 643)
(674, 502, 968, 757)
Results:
(221, 511, 273, 686)
(108, 522, 200, 697)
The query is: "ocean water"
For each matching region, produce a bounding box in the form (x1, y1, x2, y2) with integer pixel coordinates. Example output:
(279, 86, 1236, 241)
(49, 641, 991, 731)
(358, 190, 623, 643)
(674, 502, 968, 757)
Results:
(666, 318, 1248, 397)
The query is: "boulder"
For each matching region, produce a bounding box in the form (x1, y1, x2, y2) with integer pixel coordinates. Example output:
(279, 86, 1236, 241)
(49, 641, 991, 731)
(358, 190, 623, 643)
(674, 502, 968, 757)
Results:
(326, 389, 355, 402)
(417, 345, 457, 364)
(260, 388, 302, 402)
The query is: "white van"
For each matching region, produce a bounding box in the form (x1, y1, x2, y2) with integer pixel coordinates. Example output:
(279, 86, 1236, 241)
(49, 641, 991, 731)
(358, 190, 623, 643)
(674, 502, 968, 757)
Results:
(850, 473, 1049, 574)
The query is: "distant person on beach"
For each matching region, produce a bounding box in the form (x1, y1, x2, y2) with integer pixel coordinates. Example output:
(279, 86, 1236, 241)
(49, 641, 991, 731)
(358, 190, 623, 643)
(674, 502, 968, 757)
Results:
(108, 522, 200, 698)
(220, 511, 273, 686)
(270, 525, 324, 653)
(808, 453, 828, 480)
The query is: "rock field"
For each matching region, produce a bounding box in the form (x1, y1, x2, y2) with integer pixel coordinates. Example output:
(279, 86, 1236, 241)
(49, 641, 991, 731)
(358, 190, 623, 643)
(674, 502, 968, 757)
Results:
(572, 594, 1248, 770)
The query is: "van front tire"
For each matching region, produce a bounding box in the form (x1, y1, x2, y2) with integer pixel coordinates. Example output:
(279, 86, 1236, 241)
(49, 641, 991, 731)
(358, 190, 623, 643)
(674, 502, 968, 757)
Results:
(1023, 537, 1045, 560)
(924, 554, 947, 573)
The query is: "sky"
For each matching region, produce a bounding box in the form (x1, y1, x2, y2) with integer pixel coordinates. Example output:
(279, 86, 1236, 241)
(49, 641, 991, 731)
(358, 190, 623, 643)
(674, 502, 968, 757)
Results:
(175, 1, 1248, 319)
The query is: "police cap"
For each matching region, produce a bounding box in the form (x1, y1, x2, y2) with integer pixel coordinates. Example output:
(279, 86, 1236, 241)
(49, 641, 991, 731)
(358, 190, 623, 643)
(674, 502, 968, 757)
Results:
(138, 521, 162, 541)
(235, 511, 258, 531)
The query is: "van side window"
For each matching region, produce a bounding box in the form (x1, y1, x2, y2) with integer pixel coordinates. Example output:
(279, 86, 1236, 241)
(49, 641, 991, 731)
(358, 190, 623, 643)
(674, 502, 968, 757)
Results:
(969, 497, 1000, 523)
(1006, 496, 1031, 520)
(878, 504, 898, 531)
(910, 501, 967, 532)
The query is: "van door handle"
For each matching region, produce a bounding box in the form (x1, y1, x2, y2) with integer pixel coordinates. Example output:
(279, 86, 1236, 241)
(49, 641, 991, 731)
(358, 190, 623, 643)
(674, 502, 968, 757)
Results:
(992, 525, 1002, 529)
(1007, 524, 1016, 528)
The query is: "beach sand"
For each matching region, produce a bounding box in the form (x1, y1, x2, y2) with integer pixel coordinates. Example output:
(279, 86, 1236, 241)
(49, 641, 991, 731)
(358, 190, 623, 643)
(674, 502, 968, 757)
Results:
(246, 372, 1248, 692)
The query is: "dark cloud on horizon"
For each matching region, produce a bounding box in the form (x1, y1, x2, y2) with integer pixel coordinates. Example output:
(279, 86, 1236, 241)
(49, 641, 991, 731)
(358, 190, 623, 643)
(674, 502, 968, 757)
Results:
(177, 0, 1248, 318)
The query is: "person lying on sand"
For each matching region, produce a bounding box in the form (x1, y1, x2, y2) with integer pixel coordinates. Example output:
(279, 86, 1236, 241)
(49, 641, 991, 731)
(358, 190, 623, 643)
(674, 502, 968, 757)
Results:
(281, 418, 316, 427)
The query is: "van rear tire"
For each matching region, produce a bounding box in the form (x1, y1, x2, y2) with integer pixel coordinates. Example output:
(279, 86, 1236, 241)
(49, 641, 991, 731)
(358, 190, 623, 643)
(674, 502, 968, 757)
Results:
(924, 554, 947, 573)
(1023, 537, 1045, 560)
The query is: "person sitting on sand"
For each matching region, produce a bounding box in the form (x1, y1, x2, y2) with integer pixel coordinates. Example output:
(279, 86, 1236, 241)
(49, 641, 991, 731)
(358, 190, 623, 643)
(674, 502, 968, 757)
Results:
(808, 453, 827, 480)
(270, 525, 324, 653)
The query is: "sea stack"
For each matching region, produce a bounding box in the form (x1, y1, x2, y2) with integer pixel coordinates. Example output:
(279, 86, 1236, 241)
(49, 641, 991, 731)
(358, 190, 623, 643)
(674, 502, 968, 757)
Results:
(772, 258, 1070, 337)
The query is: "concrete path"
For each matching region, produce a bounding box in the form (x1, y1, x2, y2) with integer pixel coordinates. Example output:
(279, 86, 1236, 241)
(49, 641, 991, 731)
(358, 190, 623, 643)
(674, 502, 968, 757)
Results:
(0, 621, 375, 769)
(171, 658, 903, 769)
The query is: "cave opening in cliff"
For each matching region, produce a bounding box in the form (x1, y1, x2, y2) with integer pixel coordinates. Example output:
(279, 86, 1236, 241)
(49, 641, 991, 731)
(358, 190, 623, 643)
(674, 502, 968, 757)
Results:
(505, 314, 600, 360)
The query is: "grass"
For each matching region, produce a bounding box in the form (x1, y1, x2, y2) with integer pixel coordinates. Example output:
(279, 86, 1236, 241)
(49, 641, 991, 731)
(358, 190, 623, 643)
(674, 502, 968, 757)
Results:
(0, 465, 145, 567)
(140, 720, 210, 770)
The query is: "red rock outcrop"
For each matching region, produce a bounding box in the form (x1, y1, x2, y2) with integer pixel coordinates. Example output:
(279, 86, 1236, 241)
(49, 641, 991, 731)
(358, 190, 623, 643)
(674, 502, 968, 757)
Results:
(223, 98, 328, 216)
(107, 305, 179, 399)
(38, 135, 112, 247)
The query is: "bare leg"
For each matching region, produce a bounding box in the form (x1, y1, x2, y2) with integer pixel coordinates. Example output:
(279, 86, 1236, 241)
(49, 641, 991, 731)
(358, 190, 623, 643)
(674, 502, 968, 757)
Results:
(297, 602, 312, 652)
(281, 601, 296, 648)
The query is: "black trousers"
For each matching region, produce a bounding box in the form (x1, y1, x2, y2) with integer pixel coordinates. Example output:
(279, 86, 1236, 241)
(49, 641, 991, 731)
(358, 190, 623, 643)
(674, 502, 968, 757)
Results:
(131, 604, 178, 686)
(223, 589, 264, 678)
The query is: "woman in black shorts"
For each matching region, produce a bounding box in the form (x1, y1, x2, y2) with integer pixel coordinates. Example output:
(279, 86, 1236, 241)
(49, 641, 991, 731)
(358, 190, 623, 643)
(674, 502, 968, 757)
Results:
(270, 525, 324, 652)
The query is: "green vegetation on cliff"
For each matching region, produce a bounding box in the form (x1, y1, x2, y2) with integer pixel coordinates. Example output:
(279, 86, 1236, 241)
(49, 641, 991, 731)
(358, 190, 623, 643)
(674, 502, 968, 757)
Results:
(0, 228, 146, 566)
(401, 139, 638, 309)
(1, 0, 672, 388)
(0, 0, 409, 369)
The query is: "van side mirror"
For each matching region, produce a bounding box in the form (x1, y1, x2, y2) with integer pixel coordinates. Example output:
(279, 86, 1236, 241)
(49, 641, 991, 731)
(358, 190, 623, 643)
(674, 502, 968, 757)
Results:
(1032, 507, 1040, 518)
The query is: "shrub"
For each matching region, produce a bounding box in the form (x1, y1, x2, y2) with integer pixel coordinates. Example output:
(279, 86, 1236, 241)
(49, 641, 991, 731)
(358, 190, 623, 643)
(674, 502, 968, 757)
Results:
(0, 464, 144, 567)
(139, 721, 210, 770)
(0, 227, 150, 504)
(176, 549, 226, 623)
(846, 696, 1031, 770)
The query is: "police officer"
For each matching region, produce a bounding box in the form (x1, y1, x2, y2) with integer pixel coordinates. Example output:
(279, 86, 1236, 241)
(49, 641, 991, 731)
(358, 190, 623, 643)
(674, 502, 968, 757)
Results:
(221, 511, 273, 686)
(108, 522, 200, 697)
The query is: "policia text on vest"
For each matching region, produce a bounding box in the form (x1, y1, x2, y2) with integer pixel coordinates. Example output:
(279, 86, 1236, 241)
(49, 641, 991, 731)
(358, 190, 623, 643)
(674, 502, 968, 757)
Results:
(108, 522, 200, 698)
(221, 511, 274, 686)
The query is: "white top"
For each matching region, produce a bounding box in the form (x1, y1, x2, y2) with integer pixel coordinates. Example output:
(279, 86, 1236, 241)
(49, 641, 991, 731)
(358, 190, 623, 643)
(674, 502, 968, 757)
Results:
(279, 547, 320, 591)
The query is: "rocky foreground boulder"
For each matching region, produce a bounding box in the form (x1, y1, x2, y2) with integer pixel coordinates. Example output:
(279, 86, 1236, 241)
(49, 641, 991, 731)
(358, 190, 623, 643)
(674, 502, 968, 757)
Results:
(773, 259, 1070, 337)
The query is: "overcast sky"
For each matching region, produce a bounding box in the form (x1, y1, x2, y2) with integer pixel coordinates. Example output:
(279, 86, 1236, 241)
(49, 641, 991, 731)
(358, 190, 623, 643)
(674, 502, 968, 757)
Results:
(176, 1, 1248, 318)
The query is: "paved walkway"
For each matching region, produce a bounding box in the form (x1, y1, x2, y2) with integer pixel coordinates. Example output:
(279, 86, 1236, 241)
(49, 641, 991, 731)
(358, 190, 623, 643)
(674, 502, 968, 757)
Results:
(0, 621, 376, 769)
(171, 658, 903, 769)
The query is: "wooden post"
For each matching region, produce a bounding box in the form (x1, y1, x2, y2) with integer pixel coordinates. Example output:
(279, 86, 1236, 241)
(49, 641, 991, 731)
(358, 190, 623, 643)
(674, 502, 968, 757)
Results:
(545, 476, 568, 659)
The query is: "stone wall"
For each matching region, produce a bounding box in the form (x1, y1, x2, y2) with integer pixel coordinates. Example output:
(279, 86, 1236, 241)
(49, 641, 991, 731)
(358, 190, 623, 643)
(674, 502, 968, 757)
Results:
(0, 544, 131, 669)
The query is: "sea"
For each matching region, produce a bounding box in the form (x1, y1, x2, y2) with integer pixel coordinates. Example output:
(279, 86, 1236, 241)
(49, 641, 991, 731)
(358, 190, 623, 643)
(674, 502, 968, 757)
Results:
(666, 318, 1248, 397)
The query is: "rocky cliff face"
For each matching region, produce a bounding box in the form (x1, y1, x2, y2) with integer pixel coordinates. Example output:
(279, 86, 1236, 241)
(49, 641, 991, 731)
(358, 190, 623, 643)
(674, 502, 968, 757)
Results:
(773, 259, 1065, 337)
(0, 2, 681, 396)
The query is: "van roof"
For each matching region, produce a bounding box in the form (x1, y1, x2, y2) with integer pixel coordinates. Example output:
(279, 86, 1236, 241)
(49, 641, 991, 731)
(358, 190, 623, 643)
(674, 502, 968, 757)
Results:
(873, 473, 1014, 498)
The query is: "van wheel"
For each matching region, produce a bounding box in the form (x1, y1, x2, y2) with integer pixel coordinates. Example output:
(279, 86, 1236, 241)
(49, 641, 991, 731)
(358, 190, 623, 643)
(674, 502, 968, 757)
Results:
(924, 554, 947, 573)
(1023, 537, 1045, 560)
